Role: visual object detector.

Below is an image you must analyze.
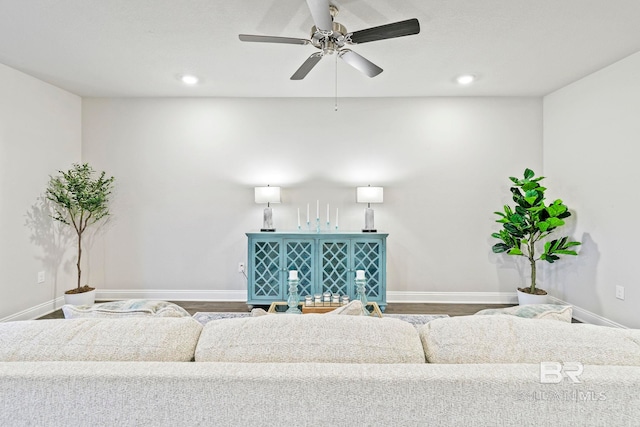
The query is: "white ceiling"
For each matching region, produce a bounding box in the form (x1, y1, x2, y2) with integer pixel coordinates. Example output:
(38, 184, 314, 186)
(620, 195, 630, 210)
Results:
(1, 0, 640, 98)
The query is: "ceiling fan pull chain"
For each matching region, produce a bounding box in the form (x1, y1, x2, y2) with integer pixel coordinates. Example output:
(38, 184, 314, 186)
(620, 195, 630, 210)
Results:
(335, 53, 339, 112)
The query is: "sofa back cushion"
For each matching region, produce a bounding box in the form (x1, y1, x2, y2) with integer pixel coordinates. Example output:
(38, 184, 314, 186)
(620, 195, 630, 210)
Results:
(419, 315, 640, 365)
(195, 314, 425, 363)
(0, 318, 202, 362)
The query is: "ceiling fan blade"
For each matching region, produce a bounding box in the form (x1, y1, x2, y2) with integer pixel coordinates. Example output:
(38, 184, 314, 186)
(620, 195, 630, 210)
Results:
(339, 50, 382, 78)
(291, 53, 323, 80)
(348, 18, 420, 44)
(305, 0, 333, 32)
(239, 34, 310, 45)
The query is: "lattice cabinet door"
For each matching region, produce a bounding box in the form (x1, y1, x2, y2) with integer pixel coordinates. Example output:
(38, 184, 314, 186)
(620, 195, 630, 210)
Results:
(248, 238, 283, 302)
(353, 239, 385, 305)
(284, 239, 315, 297)
(319, 240, 351, 296)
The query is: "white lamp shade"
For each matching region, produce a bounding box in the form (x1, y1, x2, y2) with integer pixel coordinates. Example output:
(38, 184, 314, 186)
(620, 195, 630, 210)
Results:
(255, 186, 281, 204)
(356, 186, 384, 204)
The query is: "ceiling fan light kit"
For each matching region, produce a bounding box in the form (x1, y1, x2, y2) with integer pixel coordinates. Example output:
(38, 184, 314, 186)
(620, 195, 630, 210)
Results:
(238, 0, 420, 81)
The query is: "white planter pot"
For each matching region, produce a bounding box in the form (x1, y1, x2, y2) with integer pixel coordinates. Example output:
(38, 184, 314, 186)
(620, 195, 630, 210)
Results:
(64, 289, 96, 306)
(516, 288, 548, 305)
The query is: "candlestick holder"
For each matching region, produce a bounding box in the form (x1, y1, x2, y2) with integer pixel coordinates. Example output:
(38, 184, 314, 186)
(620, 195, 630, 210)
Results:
(286, 278, 301, 314)
(306, 220, 311, 231)
(316, 218, 320, 233)
(355, 276, 369, 316)
(326, 221, 330, 231)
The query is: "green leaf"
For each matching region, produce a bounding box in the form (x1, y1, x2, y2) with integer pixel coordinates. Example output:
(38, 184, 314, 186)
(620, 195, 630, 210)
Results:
(504, 223, 525, 238)
(508, 248, 523, 255)
(555, 250, 578, 256)
(546, 203, 567, 218)
(509, 213, 524, 224)
(546, 217, 565, 228)
(492, 243, 511, 253)
(538, 221, 549, 232)
(524, 168, 535, 180)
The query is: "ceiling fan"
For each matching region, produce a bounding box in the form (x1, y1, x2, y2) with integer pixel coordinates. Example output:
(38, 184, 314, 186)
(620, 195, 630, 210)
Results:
(238, 0, 420, 80)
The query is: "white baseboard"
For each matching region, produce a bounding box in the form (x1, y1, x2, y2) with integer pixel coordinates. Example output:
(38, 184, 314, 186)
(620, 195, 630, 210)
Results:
(0, 297, 66, 323)
(96, 289, 248, 302)
(547, 296, 626, 328)
(2, 290, 625, 328)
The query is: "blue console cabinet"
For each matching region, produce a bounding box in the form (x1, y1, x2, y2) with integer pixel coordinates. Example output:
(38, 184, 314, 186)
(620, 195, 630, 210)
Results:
(246, 232, 388, 311)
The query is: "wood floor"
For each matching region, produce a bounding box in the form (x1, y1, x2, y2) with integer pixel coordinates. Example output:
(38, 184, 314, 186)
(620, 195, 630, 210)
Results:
(37, 301, 516, 320)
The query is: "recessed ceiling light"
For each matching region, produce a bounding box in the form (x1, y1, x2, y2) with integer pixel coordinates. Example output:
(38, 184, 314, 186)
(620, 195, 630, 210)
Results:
(456, 74, 476, 85)
(180, 74, 199, 85)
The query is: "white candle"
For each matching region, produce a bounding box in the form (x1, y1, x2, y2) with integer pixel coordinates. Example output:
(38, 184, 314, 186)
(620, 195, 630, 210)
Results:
(289, 270, 298, 280)
(356, 270, 365, 280)
(297, 208, 300, 227)
(316, 200, 319, 219)
(306, 203, 309, 223)
(336, 208, 339, 227)
(326, 204, 330, 223)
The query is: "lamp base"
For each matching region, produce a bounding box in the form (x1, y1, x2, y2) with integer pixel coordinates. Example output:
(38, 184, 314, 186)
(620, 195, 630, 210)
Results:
(262, 207, 275, 232)
(363, 207, 376, 234)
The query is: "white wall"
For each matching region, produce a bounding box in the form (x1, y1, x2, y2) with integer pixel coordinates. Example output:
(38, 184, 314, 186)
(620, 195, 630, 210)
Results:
(544, 51, 640, 328)
(0, 63, 81, 320)
(82, 97, 542, 302)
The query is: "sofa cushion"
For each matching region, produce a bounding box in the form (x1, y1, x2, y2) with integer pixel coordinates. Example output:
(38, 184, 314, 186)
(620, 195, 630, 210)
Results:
(62, 299, 191, 319)
(419, 315, 640, 365)
(0, 317, 202, 362)
(195, 314, 425, 363)
(474, 304, 572, 322)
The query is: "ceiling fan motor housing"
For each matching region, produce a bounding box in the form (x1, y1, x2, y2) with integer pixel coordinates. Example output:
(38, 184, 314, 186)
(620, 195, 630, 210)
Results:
(311, 22, 347, 54)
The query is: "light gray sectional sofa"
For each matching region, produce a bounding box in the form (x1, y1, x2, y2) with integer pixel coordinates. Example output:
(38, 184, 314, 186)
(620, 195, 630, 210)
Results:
(1, 314, 639, 426)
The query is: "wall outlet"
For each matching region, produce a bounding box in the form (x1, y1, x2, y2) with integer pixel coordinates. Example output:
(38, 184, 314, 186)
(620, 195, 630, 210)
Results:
(615, 285, 625, 300)
(238, 262, 245, 273)
(37, 271, 45, 284)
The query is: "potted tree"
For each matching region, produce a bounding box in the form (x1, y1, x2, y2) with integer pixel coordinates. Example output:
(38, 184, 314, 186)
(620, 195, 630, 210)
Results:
(491, 168, 580, 304)
(46, 163, 115, 305)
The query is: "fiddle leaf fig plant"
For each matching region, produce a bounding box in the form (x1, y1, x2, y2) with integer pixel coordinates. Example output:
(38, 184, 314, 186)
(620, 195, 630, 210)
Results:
(491, 168, 580, 295)
(46, 163, 115, 294)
